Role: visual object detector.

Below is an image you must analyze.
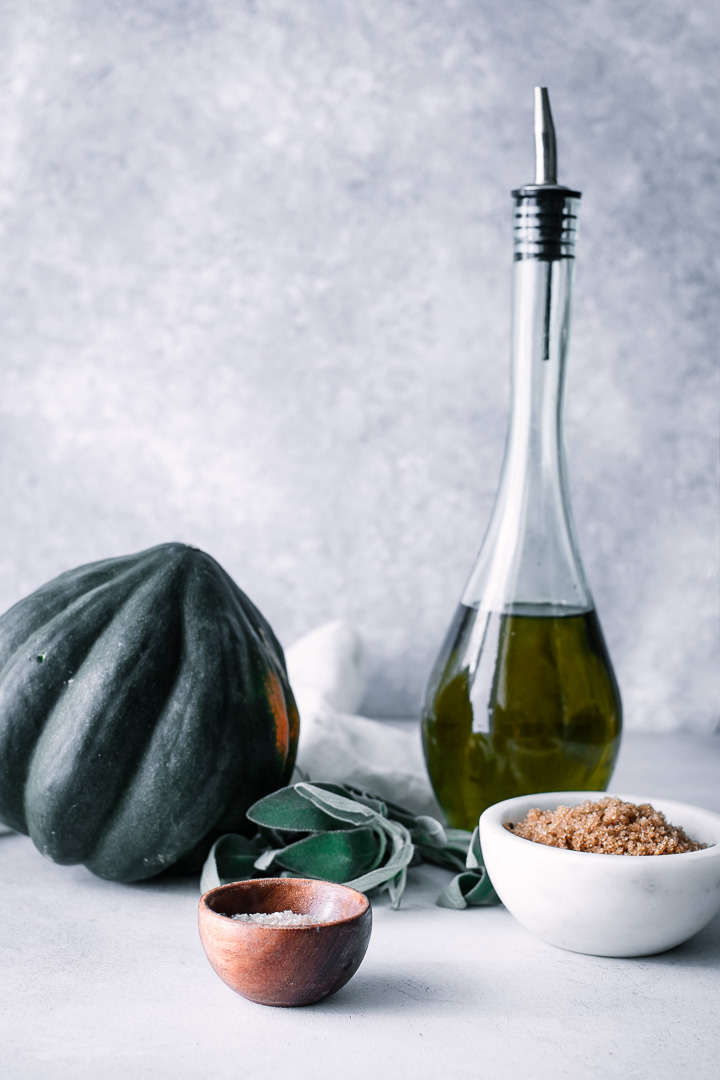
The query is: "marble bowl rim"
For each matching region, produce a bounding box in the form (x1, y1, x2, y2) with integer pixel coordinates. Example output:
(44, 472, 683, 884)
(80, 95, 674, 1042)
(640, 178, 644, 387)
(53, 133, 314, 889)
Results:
(199, 877, 371, 930)
(480, 791, 720, 863)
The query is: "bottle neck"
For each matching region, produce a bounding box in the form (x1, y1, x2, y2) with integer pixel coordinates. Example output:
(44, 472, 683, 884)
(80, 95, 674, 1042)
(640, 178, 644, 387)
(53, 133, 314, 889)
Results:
(462, 193, 591, 613)
(507, 257, 574, 495)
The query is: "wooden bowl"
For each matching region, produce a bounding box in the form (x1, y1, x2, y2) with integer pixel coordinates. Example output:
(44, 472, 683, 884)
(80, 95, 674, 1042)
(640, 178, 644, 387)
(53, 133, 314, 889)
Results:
(198, 878, 372, 1007)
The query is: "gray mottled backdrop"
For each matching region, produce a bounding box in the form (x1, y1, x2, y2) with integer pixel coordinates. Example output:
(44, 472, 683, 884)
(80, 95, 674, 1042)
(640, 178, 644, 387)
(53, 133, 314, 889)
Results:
(0, 0, 717, 729)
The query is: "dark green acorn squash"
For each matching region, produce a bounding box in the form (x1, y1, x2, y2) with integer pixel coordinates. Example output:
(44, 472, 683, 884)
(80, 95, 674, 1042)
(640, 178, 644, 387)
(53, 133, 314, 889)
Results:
(0, 543, 299, 882)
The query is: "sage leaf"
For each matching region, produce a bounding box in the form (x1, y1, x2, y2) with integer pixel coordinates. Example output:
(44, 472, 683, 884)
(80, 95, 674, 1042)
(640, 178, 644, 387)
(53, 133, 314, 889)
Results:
(387, 866, 407, 909)
(436, 870, 493, 909)
(410, 815, 448, 848)
(294, 782, 381, 827)
(200, 834, 261, 895)
(246, 785, 347, 833)
(465, 825, 484, 870)
(342, 787, 389, 816)
(436, 826, 500, 907)
(345, 786, 414, 825)
(295, 783, 415, 908)
(416, 842, 468, 874)
(253, 827, 382, 882)
(344, 818, 414, 908)
(413, 824, 470, 872)
(443, 827, 475, 855)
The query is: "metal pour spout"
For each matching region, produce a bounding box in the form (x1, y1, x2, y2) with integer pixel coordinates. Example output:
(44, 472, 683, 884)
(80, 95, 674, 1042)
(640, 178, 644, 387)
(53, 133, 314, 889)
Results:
(512, 88, 580, 264)
(534, 87, 557, 185)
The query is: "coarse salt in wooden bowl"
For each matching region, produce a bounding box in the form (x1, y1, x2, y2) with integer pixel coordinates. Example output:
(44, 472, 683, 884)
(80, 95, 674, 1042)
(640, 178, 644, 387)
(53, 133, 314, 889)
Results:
(198, 878, 372, 1007)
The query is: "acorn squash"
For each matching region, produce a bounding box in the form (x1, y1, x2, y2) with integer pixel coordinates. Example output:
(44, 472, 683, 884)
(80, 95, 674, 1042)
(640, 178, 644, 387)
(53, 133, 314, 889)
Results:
(0, 543, 299, 881)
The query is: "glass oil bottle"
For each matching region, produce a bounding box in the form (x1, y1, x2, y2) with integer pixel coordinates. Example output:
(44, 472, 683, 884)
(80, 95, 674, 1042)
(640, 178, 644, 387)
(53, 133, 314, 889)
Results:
(421, 89, 622, 830)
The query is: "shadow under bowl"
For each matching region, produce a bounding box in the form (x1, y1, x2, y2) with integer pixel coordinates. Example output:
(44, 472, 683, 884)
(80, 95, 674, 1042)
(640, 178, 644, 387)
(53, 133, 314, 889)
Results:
(198, 878, 372, 1007)
(479, 792, 720, 958)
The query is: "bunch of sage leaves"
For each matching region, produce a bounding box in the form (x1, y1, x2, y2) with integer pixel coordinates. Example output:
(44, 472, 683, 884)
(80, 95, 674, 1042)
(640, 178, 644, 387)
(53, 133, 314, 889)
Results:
(200, 781, 499, 910)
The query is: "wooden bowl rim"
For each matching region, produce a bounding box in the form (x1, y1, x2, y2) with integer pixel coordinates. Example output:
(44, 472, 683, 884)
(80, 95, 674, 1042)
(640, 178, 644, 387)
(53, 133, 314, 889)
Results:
(199, 877, 371, 929)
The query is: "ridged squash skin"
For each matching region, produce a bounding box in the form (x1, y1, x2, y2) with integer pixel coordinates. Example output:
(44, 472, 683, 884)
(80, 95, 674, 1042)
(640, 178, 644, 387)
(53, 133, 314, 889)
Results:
(0, 544, 299, 881)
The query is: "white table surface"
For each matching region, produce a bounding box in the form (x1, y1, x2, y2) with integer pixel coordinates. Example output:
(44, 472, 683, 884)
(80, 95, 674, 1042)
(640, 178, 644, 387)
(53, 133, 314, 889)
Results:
(2, 733, 719, 1080)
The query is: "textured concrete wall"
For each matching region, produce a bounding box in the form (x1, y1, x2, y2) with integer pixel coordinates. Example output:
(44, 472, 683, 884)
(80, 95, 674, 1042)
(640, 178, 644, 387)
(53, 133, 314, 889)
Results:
(0, 0, 717, 729)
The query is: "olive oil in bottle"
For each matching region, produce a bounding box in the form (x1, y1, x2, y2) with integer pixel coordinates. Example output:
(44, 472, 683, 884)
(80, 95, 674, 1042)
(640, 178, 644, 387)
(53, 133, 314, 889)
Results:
(421, 89, 622, 828)
(422, 604, 621, 829)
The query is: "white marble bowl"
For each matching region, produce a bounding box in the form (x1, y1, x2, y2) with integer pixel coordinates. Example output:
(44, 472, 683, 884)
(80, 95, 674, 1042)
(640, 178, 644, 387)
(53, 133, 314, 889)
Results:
(479, 792, 720, 957)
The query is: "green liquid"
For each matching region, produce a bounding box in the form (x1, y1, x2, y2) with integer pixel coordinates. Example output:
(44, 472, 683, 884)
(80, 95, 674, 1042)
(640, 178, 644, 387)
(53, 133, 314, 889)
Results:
(421, 604, 622, 830)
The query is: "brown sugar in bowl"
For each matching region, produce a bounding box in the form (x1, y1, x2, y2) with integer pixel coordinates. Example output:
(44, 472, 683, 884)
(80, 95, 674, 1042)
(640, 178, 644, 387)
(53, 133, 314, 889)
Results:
(479, 791, 720, 957)
(198, 878, 372, 1007)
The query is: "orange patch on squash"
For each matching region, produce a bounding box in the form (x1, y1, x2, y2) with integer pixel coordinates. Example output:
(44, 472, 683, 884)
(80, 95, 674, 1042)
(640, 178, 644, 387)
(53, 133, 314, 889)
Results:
(262, 670, 291, 762)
